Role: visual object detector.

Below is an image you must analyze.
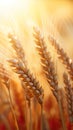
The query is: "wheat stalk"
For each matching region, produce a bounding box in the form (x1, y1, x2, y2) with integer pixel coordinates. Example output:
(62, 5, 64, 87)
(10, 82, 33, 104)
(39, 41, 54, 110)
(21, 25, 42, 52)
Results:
(0, 114, 11, 130)
(33, 26, 68, 130)
(42, 111, 50, 130)
(8, 33, 45, 130)
(11, 80, 27, 130)
(8, 58, 44, 130)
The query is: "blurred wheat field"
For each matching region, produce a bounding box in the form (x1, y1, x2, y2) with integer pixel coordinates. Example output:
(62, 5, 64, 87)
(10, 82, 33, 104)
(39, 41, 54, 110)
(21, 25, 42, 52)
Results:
(0, 0, 73, 130)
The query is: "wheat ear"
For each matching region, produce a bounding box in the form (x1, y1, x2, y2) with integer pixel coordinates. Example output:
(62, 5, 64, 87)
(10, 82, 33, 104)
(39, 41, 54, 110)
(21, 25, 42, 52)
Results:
(48, 34, 73, 80)
(63, 73, 73, 123)
(8, 33, 27, 66)
(8, 58, 44, 105)
(33, 26, 58, 100)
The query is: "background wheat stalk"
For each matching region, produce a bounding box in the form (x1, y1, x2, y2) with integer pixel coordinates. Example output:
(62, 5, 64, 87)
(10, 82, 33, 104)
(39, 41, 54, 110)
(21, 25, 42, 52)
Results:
(0, 63, 19, 130)
(48, 34, 73, 80)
